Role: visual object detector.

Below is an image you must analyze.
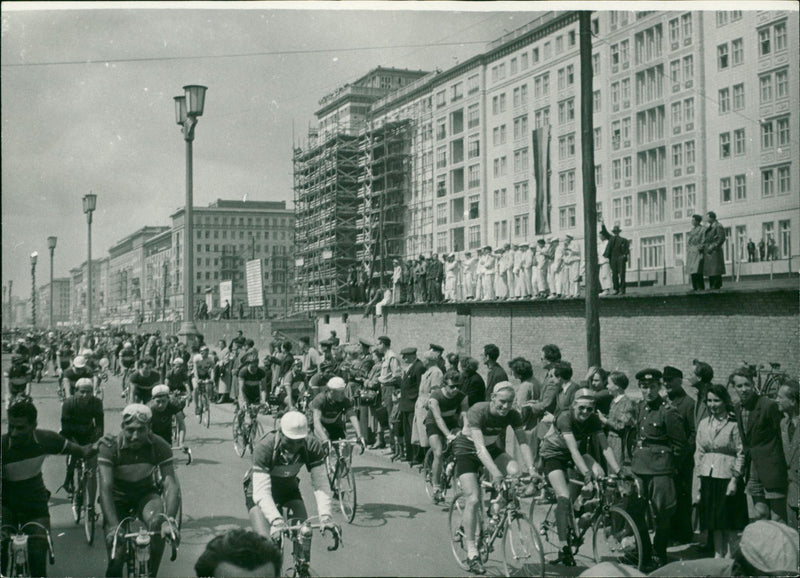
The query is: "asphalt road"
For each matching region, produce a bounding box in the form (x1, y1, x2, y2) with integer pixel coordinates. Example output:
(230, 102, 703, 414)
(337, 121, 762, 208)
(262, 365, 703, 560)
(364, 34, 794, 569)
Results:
(5, 356, 655, 577)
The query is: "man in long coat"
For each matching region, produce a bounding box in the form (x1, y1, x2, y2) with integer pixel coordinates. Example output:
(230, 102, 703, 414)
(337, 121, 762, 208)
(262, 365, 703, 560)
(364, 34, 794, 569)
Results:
(686, 214, 705, 291)
(702, 211, 726, 290)
(601, 223, 630, 295)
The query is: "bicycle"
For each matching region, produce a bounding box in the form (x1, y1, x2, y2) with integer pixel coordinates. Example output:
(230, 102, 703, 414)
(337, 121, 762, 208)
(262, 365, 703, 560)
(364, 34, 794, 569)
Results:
(233, 402, 268, 457)
(67, 454, 99, 545)
(422, 434, 458, 506)
(109, 513, 178, 578)
(95, 358, 110, 401)
(195, 378, 212, 428)
(450, 475, 544, 577)
(120, 366, 133, 401)
(272, 516, 342, 578)
(1, 522, 56, 577)
(529, 474, 644, 570)
(325, 439, 363, 523)
(741, 360, 797, 399)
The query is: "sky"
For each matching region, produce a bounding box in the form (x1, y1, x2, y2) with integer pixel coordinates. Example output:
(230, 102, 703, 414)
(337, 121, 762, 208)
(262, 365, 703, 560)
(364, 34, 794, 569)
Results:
(1, 1, 546, 296)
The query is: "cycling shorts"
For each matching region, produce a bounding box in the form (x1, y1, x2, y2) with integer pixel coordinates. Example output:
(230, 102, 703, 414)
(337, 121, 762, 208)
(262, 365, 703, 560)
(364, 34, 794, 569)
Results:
(319, 422, 346, 442)
(425, 416, 458, 440)
(112, 491, 163, 526)
(243, 474, 305, 518)
(454, 444, 504, 478)
(2, 492, 50, 522)
(9, 379, 28, 396)
(241, 384, 262, 405)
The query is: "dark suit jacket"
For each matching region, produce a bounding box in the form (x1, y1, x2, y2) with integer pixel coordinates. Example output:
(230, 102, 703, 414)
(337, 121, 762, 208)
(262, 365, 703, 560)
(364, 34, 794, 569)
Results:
(461, 371, 486, 407)
(485, 363, 509, 398)
(737, 395, 787, 492)
(601, 225, 630, 262)
(781, 415, 799, 507)
(398, 358, 425, 412)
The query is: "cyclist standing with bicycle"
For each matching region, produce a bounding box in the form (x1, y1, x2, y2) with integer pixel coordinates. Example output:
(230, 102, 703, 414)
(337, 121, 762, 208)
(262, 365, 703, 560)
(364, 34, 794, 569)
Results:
(244, 412, 336, 561)
(98, 404, 181, 578)
(60, 378, 104, 510)
(310, 377, 366, 447)
(426, 369, 469, 504)
(452, 383, 536, 574)
(3, 399, 98, 577)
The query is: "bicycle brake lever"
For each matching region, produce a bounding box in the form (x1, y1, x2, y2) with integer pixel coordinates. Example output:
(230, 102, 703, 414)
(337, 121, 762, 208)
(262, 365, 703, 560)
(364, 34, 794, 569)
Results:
(324, 525, 342, 551)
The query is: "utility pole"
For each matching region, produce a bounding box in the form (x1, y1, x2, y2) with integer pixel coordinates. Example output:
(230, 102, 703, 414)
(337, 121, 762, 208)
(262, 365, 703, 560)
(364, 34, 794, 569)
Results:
(580, 11, 601, 368)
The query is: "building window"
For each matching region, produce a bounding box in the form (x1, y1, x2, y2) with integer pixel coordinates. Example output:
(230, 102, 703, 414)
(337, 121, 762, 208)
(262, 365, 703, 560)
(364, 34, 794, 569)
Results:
(467, 104, 480, 129)
(760, 74, 773, 103)
(731, 38, 744, 66)
(776, 117, 790, 147)
(595, 164, 603, 187)
(673, 232, 684, 263)
(437, 231, 448, 253)
(718, 88, 730, 114)
(514, 215, 529, 240)
(592, 53, 600, 76)
(513, 115, 528, 141)
(593, 90, 601, 113)
(733, 84, 745, 110)
(779, 220, 791, 259)
(594, 127, 602, 150)
(761, 169, 775, 197)
(640, 236, 665, 269)
(437, 203, 447, 225)
(720, 132, 731, 158)
(468, 164, 480, 189)
(468, 195, 480, 219)
(759, 28, 771, 56)
(777, 165, 791, 194)
(717, 44, 729, 69)
(637, 188, 667, 224)
(558, 98, 575, 124)
(559, 170, 576, 196)
(672, 185, 684, 219)
(761, 122, 774, 150)
(513, 148, 529, 173)
(733, 129, 745, 156)
(559, 206, 576, 229)
(721, 177, 732, 203)
(467, 74, 480, 95)
(776, 69, 788, 99)
(558, 134, 576, 159)
(468, 225, 481, 249)
(735, 174, 747, 201)
(436, 146, 447, 168)
(534, 107, 550, 128)
(514, 181, 529, 205)
(436, 90, 446, 108)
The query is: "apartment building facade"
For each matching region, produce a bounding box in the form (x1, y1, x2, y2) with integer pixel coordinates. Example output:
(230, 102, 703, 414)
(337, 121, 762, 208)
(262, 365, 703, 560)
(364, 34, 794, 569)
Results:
(297, 9, 798, 294)
(36, 277, 71, 328)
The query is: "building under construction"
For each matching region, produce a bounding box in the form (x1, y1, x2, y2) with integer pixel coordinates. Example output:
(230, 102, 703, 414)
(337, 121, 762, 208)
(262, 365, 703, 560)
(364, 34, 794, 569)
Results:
(292, 67, 428, 312)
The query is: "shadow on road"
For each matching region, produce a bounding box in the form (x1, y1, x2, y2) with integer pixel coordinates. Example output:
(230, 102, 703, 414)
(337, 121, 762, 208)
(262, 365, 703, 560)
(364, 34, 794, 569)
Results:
(188, 437, 229, 447)
(184, 458, 221, 466)
(351, 465, 399, 479)
(350, 502, 427, 528)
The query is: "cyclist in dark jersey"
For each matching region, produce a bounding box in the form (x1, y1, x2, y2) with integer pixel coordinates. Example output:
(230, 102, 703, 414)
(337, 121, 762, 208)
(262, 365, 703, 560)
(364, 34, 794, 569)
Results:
(309, 376, 366, 447)
(452, 382, 537, 574)
(3, 399, 96, 577)
(62, 355, 97, 398)
(128, 356, 161, 404)
(60, 378, 104, 507)
(5, 353, 31, 408)
(165, 357, 191, 396)
(426, 369, 469, 503)
(148, 385, 192, 464)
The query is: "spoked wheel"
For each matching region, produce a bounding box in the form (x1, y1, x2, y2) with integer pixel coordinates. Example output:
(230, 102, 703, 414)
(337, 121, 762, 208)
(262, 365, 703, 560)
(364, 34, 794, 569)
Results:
(233, 418, 247, 457)
(592, 505, 645, 570)
(176, 501, 183, 531)
(72, 467, 83, 524)
(202, 393, 211, 428)
(249, 420, 263, 455)
(83, 480, 96, 545)
(502, 514, 545, 577)
(448, 492, 472, 571)
(423, 448, 435, 500)
(337, 461, 357, 523)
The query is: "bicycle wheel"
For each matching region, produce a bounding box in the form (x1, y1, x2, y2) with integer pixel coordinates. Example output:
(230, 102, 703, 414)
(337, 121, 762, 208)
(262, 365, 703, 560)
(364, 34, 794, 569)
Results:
(72, 464, 83, 524)
(232, 415, 247, 457)
(448, 492, 472, 571)
(592, 505, 644, 570)
(422, 448, 435, 499)
(249, 418, 263, 455)
(176, 501, 183, 531)
(502, 514, 545, 577)
(202, 391, 211, 428)
(337, 460, 357, 523)
(83, 477, 96, 545)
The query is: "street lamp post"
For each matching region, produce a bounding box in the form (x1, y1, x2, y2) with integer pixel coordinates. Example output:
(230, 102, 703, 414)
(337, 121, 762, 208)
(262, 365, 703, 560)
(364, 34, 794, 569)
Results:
(174, 84, 207, 345)
(83, 193, 97, 329)
(30, 252, 38, 328)
(48, 236, 57, 329)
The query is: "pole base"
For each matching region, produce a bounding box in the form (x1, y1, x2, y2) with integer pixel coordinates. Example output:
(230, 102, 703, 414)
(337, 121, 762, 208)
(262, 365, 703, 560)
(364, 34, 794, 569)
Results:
(178, 321, 200, 346)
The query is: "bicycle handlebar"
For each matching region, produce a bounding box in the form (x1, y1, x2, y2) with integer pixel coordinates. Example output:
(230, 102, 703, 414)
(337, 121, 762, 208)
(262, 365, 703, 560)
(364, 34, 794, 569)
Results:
(328, 438, 365, 455)
(111, 514, 179, 562)
(1, 522, 56, 565)
(277, 517, 343, 552)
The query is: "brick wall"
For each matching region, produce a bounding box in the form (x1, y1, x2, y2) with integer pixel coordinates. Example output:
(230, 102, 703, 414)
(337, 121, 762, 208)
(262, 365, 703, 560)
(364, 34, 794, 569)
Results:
(322, 288, 799, 382)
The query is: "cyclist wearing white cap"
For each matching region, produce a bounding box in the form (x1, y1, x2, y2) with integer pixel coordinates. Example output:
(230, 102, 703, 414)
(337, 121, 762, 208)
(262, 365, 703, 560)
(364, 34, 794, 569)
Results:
(165, 357, 191, 397)
(62, 355, 97, 398)
(98, 403, 181, 578)
(245, 411, 335, 556)
(310, 376, 366, 447)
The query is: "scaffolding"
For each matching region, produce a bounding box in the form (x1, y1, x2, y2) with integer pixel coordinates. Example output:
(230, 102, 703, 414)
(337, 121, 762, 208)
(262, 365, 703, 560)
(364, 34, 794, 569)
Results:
(293, 129, 361, 312)
(357, 118, 413, 289)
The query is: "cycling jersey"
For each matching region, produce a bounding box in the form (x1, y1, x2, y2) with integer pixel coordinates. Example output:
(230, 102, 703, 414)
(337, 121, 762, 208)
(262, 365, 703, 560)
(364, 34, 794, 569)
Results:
(309, 394, 353, 440)
(538, 410, 604, 463)
(453, 401, 524, 456)
(60, 396, 104, 445)
(6, 363, 31, 394)
(253, 431, 326, 479)
(238, 366, 266, 404)
(148, 400, 184, 446)
(193, 355, 214, 379)
(58, 346, 74, 369)
(425, 388, 466, 429)
(62, 366, 94, 394)
(119, 349, 136, 369)
(98, 434, 173, 502)
(165, 368, 189, 394)
(2, 430, 69, 517)
(128, 370, 161, 404)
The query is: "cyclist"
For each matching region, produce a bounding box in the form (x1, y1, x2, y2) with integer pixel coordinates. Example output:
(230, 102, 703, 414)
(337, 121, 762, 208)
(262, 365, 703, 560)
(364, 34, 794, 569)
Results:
(118, 341, 137, 397)
(426, 369, 469, 504)
(3, 399, 97, 577)
(192, 345, 215, 419)
(148, 385, 192, 464)
(62, 355, 97, 398)
(310, 376, 367, 448)
(452, 382, 536, 575)
(245, 411, 335, 566)
(60, 378, 104, 513)
(56, 339, 75, 393)
(274, 357, 305, 412)
(538, 388, 626, 566)
(98, 404, 181, 578)
(129, 356, 161, 405)
(5, 353, 31, 409)
(237, 355, 267, 429)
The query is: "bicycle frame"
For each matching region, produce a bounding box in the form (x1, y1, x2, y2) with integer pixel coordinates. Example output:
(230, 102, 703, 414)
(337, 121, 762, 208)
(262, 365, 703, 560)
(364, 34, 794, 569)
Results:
(111, 514, 178, 578)
(1, 522, 55, 577)
(275, 517, 342, 577)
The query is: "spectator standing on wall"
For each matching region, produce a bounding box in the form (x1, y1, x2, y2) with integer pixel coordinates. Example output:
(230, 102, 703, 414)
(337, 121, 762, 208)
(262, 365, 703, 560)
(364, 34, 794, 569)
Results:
(758, 238, 766, 261)
(391, 259, 403, 305)
(597, 231, 613, 296)
(533, 238, 549, 298)
(686, 214, 706, 292)
(703, 211, 726, 290)
(747, 238, 756, 262)
(601, 222, 630, 296)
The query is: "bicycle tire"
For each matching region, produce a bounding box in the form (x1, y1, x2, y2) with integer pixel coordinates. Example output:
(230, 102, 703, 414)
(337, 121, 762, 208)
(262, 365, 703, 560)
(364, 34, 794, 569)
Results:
(448, 492, 472, 571)
(177, 501, 183, 531)
(422, 448, 435, 500)
(72, 463, 83, 524)
(337, 460, 357, 523)
(592, 505, 644, 570)
(232, 416, 247, 458)
(502, 514, 545, 577)
(202, 391, 211, 428)
(249, 417, 263, 455)
(83, 477, 95, 545)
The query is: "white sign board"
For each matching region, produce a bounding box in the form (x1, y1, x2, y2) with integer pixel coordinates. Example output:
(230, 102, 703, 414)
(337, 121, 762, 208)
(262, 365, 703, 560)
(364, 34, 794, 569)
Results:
(219, 280, 233, 307)
(205, 291, 214, 311)
(246, 259, 264, 307)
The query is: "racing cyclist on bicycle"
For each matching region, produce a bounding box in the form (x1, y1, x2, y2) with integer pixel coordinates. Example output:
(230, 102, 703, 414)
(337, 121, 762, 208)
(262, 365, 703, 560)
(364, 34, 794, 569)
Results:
(129, 356, 161, 405)
(60, 378, 104, 512)
(538, 387, 627, 566)
(56, 339, 75, 394)
(148, 385, 192, 464)
(5, 353, 31, 409)
(237, 354, 268, 428)
(118, 341, 137, 397)
(245, 411, 335, 567)
(426, 369, 469, 504)
(452, 382, 537, 575)
(98, 404, 181, 578)
(3, 399, 98, 577)
(62, 355, 98, 398)
(192, 345, 215, 420)
(310, 376, 367, 448)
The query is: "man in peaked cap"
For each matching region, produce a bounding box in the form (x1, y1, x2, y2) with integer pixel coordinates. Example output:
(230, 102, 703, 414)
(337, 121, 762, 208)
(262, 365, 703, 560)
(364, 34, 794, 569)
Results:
(428, 343, 446, 374)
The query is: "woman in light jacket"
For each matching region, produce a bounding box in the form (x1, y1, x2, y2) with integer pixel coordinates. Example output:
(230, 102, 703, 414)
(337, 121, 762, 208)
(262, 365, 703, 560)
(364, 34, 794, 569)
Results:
(694, 383, 748, 559)
(411, 351, 443, 450)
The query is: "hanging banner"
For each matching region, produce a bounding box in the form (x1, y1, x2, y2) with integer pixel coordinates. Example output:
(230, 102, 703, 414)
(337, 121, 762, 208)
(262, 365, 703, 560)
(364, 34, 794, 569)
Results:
(219, 280, 233, 307)
(246, 259, 264, 307)
(533, 125, 552, 235)
(205, 290, 214, 311)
